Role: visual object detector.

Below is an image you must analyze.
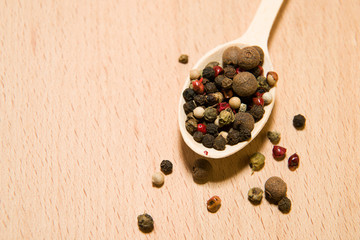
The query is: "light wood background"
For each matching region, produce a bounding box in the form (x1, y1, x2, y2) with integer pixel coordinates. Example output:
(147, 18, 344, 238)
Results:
(1, 0, 360, 239)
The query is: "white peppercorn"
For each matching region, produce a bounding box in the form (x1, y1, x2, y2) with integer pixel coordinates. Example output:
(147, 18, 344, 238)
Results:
(262, 92, 272, 105)
(229, 97, 241, 109)
(193, 107, 205, 119)
(190, 69, 201, 80)
(214, 117, 220, 126)
(152, 172, 164, 186)
(219, 131, 228, 142)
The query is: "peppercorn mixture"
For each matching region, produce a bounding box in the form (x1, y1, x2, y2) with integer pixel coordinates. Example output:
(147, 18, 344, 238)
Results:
(182, 45, 278, 150)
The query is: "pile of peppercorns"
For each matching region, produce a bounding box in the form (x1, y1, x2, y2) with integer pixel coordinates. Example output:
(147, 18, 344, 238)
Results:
(183, 45, 278, 150)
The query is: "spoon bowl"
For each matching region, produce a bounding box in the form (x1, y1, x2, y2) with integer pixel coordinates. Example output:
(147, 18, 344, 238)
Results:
(179, 0, 284, 159)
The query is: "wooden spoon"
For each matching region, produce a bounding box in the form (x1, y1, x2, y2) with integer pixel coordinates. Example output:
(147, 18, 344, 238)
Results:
(179, 0, 284, 159)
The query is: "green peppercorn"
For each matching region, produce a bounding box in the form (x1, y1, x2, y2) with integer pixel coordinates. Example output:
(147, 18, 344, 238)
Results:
(257, 76, 271, 91)
(267, 130, 281, 144)
(248, 187, 263, 204)
(185, 118, 198, 135)
(137, 213, 154, 233)
(249, 152, 265, 172)
(219, 108, 235, 126)
(204, 107, 217, 122)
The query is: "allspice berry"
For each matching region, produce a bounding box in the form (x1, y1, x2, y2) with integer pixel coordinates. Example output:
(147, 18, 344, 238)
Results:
(222, 46, 241, 66)
(137, 213, 154, 233)
(248, 105, 265, 122)
(265, 176, 287, 203)
(233, 112, 255, 131)
(232, 72, 258, 97)
(278, 197, 292, 213)
(221, 77, 233, 90)
(252, 46, 264, 65)
(192, 159, 212, 183)
(238, 47, 260, 70)
(248, 187, 263, 204)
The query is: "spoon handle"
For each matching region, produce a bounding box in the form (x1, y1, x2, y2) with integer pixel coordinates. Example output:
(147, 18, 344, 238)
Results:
(238, 0, 284, 48)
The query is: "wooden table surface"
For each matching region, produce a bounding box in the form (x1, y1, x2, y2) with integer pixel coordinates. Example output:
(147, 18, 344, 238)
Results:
(1, 0, 360, 239)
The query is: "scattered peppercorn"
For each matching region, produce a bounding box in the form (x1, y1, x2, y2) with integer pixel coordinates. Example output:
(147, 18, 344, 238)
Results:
(204, 107, 217, 122)
(293, 114, 306, 129)
(137, 213, 154, 233)
(185, 118, 198, 135)
(202, 67, 216, 81)
(183, 100, 197, 114)
(232, 72, 258, 97)
(192, 159, 212, 183)
(204, 82, 218, 93)
(193, 131, 204, 143)
(278, 197, 291, 213)
(267, 130, 281, 144)
(178, 54, 188, 64)
(224, 65, 237, 79)
(238, 47, 260, 70)
(152, 172, 165, 187)
(265, 176, 287, 203)
(202, 134, 215, 148)
(213, 135, 226, 150)
(273, 145, 287, 160)
(249, 152, 265, 172)
(206, 123, 219, 136)
(207, 196, 221, 213)
(160, 160, 173, 174)
(183, 88, 196, 102)
(248, 187, 263, 204)
(248, 105, 265, 122)
(288, 153, 300, 171)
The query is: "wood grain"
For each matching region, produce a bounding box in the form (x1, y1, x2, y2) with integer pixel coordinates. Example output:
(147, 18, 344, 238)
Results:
(1, 0, 360, 239)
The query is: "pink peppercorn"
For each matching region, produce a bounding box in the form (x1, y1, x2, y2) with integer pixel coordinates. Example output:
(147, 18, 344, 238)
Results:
(252, 97, 264, 106)
(217, 102, 231, 113)
(273, 146, 286, 160)
(197, 123, 206, 134)
(192, 78, 205, 94)
(288, 153, 299, 171)
(213, 66, 223, 77)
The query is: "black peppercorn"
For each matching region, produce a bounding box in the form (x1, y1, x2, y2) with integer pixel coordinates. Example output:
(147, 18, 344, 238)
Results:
(183, 88, 196, 101)
(248, 105, 265, 122)
(227, 129, 241, 145)
(221, 77, 233, 90)
(213, 135, 226, 150)
(238, 128, 252, 142)
(293, 114, 306, 129)
(202, 134, 215, 148)
(193, 131, 204, 143)
(137, 213, 154, 233)
(160, 160, 173, 174)
(215, 75, 225, 88)
(249, 66, 262, 78)
(224, 65, 237, 79)
(183, 100, 197, 114)
(204, 82, 218, 93)
(202, 67, 215, 81)
(205, 95, 218, 106)
(194, 95, 206, 106)
(278, 197, 291, 213)
(206, 123, 219, 136)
